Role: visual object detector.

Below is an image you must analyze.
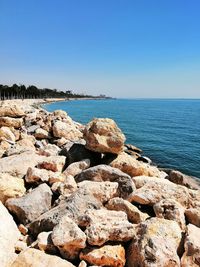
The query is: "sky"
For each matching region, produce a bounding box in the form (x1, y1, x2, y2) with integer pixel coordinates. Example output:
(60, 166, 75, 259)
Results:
(0, 0, 200, 98)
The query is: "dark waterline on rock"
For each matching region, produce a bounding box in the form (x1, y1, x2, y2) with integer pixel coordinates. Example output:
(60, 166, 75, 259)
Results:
(43, 99, 200, 178)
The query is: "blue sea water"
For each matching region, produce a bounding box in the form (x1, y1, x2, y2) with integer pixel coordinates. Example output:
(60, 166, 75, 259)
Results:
(44, 99, 200, 178)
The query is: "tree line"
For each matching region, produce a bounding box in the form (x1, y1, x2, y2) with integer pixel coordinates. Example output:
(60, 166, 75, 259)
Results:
(0, 83, 97, 100)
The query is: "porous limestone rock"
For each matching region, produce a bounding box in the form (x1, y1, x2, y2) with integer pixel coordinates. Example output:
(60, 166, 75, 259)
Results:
(52, 175, 77, 197)
(153, 199, 186, 230)
(0, 126, 16, 142)
(0, 173, 26, 204)
(38, 144, 60, 156)
(185, 208, 200, 227)
(37, 155, 66, 172)
(5, 138, 36, 156)
(80, 209, 135, 246)
(80, 245, 126, 267)
(83, 118, 125, 154)
(34, 128, 50, 139)
(52, 215, 86, 260)
(127, 218, 182, 267)
(181, 224, 200, 267)
(6, 183, 52, 224)
(0, 117, 23, 128)
(11, 248, 75, 267)
(0, 201, 20, 267)
(106, 197, 149, 223)
(0, 105, 25, 117)
(109, 152, 162, 177)
(63, 159, 90, 177)
(53, 120, 82, 141)
(53, 109, 68, 118)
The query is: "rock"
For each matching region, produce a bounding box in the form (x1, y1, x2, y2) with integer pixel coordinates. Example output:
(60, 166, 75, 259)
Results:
(11, 248, 75, 267)
(0, 105, 25, 117)
(80, 244, 126, 267)
(0, 151, 45, 178)
(127, 218, 182, 267)
(25, 167, 64, 184)
(76, 165, 136, 200)
(80, 209, 135, 246)
(181, 224, 200, 267)
(153, 199, 186, 230)
(60, 143, 101, 166)
(63, 159, 90, 177)
(15, 240, 28, 252)
(78, 260, 87, 267)
(52, 175, 77, 197)
(167, 170, 200, 190)
(37, 231, 57, 254)
(106, 197, 149, 223)
(0, 117, 23, 128)
(0, 173, 26, 204)
(52, 215, 86, 260)
(6, 183, 52, 224)
(18, 224, 28, 236)
(109, 152, 162, 177)
(132, 177, 191, 207)
(83, 118, 125, 154)
(53, 120, 82, 141)
(27, 124, 40, 134)
(185, 208, 200, 227)
(37, 155, 66, 172)
(53, 109, 68, 118)
(0, 201, 20, 267)
(38, 144, 60, 156)
(0, 126, 16, 142)
(132, 175, 163, 189)
(34, 128, 50, 139)
(124, 143, 142, 153)
(5, 138, 36, 156)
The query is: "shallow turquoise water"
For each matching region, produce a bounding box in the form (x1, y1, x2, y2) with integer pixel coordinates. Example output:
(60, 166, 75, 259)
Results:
(44, 99, 200, 178)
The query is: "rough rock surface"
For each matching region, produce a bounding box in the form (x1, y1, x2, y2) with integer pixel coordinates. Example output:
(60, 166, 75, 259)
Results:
(0, 126, 16, 142)
(80, 244, 126, 267)
(53, 120, 82, 141)
(11, 248, 75, 267)
(52, 215, 86, 260)
(0, 201, 20, 267)
(127, 218, 182, 267)
(37, 231, 57, 254)
(0, 117, 23, 128)
(153, 199, 186, 230)
(37, 155, 66, 172)
(0, 105, 25, 117)
(34, 128, 50, 139)
(0, 173, 26, 204)
(181, 224, 200, 267)
(109, 152, 162, 177)
(106, 197, 149, 223)
(6, 183, 52, 224)
(83, 118, 126, 154)
(185, 208, 200, 227)
(79, 209, 135, 246)
(63, 159, 90, 177)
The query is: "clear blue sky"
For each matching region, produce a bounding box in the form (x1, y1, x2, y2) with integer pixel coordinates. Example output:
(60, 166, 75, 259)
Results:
(0, 0, 200, 98)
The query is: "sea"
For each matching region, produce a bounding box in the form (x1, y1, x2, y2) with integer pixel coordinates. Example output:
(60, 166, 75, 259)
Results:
(43, 99, 200, 178)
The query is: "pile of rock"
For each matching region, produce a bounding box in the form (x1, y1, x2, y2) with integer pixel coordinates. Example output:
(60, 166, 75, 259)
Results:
(0, 101, 200, 267)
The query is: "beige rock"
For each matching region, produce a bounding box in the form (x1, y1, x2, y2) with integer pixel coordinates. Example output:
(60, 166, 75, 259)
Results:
(80, 245, 126, 267)
(181, 224, 200, 267)
(185, 208, 200, 227)
(34, 128, 50, 139)
(63, 159, 90, 177)
(25, 167, 64, 184)
(52, 175, 77, 197)
(0, 117, 23, 128)
(15, 240, 28, 252)
(153, 199, 186, 230)
(0, 151, 45, 178)
(53, 120, 82, 141)
(6, 183, 52, 224)
(0, 126, 16, 142)
(53, 109, 68, 118)
(0, 139, 11, 150)
(78, 260, 87, 267)
(38, 144, 60, 156)
(83, 118, 125, 154)
(132, 175, 163, 188)
(37, 231, 57, 254)
(110, 152, 162, 177)
(0, 105, 25, 117)
(0, 201, 20, 267)
(0, 173, 26, 204)
(6, 138, 36, 156)
(52, 215, 86, 260)
(127, 218, 182, 267)
(37, 155, 66, 172)
(80, 209, 135, 246)
(106, 197, 149, 223)
(18, 224, 28, 236)
(11, 248, 75, 267)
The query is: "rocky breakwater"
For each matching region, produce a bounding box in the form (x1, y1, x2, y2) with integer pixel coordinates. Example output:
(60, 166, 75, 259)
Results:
(0, 101, 200, 267)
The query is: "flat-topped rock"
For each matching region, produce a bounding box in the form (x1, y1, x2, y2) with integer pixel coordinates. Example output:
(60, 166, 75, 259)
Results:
(53, 120, 83, 141)
(37, 155, 66, 172)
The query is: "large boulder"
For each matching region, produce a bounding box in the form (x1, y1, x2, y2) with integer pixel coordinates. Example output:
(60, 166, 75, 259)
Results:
(83, 118, 125, 154)
(63, 159, 90, 177)
(11, 248, 75, 267)
(185, 208, 200, 227)
(109, 152, 162, 177)
(0, 201, 20, 267)
(52, 120, 82, 141)
(181, 224, 200, 266)
(80, 244, 126, 267)
(6, 183, 52, 224)
(0, 173, 26, 204)
(52, 215, 86, 260)
(0, 126, 16, 142)
(80, 209, 135, 246)
(127, 218, 182, 267)
(37, 155, 66, 172)
(0, 117, 23, 128)
(0, 105, 25, 117)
